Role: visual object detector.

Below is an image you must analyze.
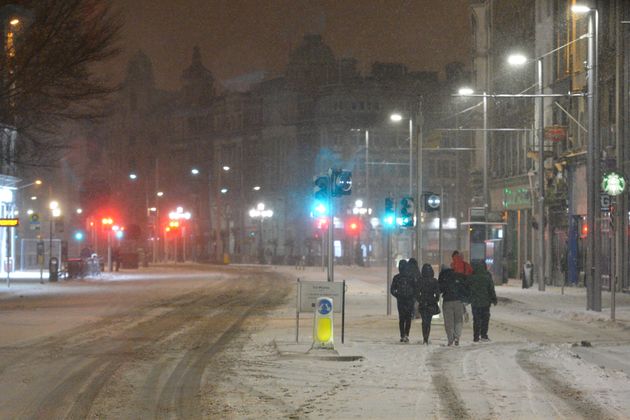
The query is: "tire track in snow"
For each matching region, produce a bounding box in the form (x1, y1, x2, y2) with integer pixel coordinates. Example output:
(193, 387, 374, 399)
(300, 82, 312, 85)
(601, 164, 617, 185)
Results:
(516, 348, 615, 420)
(428, 348, 471, 419)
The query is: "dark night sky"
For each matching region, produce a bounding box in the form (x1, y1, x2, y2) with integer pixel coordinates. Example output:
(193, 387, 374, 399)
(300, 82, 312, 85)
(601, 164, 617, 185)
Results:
(105, 0, 471, 90)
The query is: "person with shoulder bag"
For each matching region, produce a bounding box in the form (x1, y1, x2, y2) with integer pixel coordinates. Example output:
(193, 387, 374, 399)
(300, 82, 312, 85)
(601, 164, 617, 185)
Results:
(390, 259, 416, 343)
(417, 264, 440, 345)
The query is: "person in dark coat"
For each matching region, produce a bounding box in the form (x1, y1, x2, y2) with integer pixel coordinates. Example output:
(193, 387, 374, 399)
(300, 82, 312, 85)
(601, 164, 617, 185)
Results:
(439, 267, 465, 346)
(417, 264, 440, 344)
(390, 259, 416, 342)
(469, 261, 498, 342)
(407, 257, 422, 319)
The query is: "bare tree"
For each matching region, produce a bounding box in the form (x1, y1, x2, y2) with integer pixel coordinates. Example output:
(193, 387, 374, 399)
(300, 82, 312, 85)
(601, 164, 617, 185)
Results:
(0, 0, 120, 168)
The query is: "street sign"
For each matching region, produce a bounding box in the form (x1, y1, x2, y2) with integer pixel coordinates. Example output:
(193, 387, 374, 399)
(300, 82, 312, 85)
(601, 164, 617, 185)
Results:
(600, 193, 611, 212)
(298, 280, 344, 313)
(0, 218, 19, 227)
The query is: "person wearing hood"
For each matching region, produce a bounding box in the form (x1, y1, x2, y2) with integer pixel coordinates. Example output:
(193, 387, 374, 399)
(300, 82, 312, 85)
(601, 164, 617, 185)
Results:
(390, 259, 416, 342)
(417, 264, 440, 344)
(438, 267, 465, 346)
(469, 261, 498, 342)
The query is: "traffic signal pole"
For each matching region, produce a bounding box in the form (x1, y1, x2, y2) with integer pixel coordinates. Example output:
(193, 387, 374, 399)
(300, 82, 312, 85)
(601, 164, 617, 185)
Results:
(327, 174, 334, 282)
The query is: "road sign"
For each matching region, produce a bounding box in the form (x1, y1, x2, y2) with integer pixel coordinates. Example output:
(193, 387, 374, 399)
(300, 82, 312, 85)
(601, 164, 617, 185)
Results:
(601, 193, 611, 212)
(0, 218, 19, 227)
(298, 280, 344, 313)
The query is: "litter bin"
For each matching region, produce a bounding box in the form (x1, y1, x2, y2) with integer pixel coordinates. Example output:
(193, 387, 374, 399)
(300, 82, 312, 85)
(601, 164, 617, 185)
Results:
(49, 257, 59, 282)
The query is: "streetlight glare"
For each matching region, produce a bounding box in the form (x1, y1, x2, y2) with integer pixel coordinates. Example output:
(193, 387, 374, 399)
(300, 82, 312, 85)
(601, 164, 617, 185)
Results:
(129, 173, 137, 180)
(156, 191, 164, 197)
(76, 208, 83, 214)
(390, 113, 403, 122)
(35, 179, 43, 185)
(571, 4, 591, 13)
(253, 185, 261, 191)
(52, 208, 61, 217)
(49, 201, 59, 210)
(458, 87, 474, 96)
(9, 18, 20, 26)
(507, 53, 528, 66)
(222, 165, 230, 171)
(220, 188, 228, 194)
(191, 168, 200, 175)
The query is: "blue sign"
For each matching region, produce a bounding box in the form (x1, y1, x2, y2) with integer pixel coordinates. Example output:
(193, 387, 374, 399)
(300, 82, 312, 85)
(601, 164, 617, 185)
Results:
(318, 299, 332, 315)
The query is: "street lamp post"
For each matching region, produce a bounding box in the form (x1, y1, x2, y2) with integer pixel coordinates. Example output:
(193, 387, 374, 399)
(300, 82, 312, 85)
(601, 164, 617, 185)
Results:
(249, 202, 273, 264)
(509, 52, 547, 292)
(578, 5, 601, 311)
(48, 200, 60, 273)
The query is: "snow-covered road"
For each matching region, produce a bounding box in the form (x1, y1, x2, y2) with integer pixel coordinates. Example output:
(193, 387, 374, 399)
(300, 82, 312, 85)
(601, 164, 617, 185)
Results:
(1, 264, 629, 419)
(219, 265, 630, 419)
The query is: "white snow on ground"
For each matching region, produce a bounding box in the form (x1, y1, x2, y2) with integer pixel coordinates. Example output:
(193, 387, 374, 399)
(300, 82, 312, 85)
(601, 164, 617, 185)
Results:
(221, 265, 630, 419)
(2, 265, 630, 418)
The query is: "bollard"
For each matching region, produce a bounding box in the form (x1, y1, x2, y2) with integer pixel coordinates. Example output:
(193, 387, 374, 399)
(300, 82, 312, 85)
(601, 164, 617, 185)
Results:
(312, 297, 334, 350)
(49, 257, 59, 282)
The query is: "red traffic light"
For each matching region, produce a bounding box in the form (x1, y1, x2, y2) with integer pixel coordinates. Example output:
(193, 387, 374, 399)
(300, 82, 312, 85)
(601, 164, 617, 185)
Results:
(315, 216, 328, 230)
(345, 217, 362, 236)
(581, 223, 588, 238)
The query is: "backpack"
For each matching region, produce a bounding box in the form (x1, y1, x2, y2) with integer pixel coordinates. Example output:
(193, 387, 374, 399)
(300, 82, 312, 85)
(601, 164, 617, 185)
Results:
(454, 273, 471, 303)
(397, 275, 416, 299)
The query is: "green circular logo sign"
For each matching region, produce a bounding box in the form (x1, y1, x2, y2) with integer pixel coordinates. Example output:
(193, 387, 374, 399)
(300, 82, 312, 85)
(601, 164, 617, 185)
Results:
(602, 172, 626, 196)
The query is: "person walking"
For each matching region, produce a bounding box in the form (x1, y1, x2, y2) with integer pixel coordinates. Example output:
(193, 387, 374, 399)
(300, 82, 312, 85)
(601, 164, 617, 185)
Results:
(469, 261, 498, 342)
(439, 267, 466, 346)
(451, 250, 473, 276)
(417, 263, 440, 345)
(390, 259, 416, 343)
(407, 258, 422, 319)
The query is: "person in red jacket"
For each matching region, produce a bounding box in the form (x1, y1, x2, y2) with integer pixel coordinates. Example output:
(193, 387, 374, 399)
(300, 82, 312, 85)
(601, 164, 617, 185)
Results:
(451, 250, 473, 276)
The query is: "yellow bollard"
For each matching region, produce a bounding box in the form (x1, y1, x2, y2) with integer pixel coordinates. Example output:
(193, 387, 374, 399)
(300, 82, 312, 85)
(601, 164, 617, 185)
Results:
(312, 297, 334, 349)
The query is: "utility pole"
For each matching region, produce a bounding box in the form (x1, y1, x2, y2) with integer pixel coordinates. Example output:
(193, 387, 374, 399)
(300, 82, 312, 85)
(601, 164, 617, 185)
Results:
(415, 100, 424, 261)
(613, 0, 625, 320)
(537, 59, 546, 292)
(327, 172, 334, 282)
(586, 9, 601, 311)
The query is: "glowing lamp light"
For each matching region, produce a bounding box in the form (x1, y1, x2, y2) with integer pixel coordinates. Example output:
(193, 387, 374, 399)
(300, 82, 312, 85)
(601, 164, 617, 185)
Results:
(9, 18, 20, 26)
(191, 168, 200, 175)
(115, 230, 124, 239)
(390, 113, 403, 122)
(74, 231, 84, 241)
(222, 165, 230, 171)
(507, 53, 528, 66)
(76, 208, 83, 214)
(571, 4, 591, 14)
(458, 87, 474, 96)
(129, 173, 137, 180)
(253, 186, 261, 191)
(52, 208, 61, 217)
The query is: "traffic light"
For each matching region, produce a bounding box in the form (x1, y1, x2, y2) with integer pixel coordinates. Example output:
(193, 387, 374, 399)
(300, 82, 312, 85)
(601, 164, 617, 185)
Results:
(423, 192, 441, 212)
(313, 175, 328, 201)
(383, 197, 395, 228)
(331, 169, 352, 196)
(581, 221, 588, 238)
(399, 196, 415, 227)
(345, 217, 362, 236)
(315, 216, 328, 230)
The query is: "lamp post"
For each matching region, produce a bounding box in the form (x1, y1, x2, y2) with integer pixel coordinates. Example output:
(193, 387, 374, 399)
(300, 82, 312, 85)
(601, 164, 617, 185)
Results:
(571, 4, 600, 311)
(506, 52, 546, 292)
(249, 202, 273, 264)
(48, 200, 60, 266)
(390, 112, 420, 260)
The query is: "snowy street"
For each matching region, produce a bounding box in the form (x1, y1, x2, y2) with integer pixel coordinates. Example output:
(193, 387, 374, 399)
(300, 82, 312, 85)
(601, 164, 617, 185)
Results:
(1, 264, 630, 419)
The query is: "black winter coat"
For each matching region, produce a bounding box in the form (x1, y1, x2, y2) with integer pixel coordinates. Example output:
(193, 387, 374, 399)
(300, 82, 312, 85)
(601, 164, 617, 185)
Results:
(391, 273, 416, 301)
(438, 268, 467, 302)
(417, 276, 440, 310)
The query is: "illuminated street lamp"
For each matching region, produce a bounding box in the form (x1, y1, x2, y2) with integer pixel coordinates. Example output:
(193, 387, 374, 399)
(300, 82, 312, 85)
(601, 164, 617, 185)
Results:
(48, 201, 61, 271)
(249, 203, 273, 264)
